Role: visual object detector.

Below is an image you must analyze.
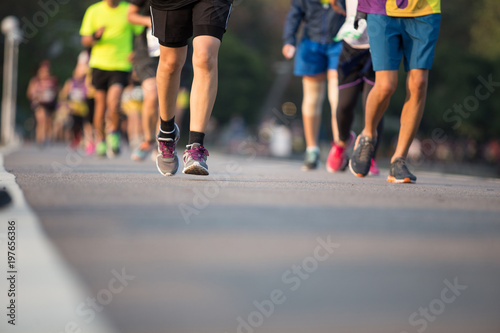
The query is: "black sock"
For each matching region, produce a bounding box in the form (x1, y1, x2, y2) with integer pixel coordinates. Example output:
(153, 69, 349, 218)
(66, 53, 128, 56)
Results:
(188, 131, 205, 146)
(159, 116, 176, 139)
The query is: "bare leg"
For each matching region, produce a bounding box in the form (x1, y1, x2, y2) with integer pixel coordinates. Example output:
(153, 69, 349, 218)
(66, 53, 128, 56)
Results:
(34, 107, 47, 145)
(327, 69, 340, 143)
(106, 84, 124, 133)
(392, 69, 429, 162)
(141, 77, 158, 142)
(157, 45, 188, 124)
(45, 110, 53, 142)
(189, 36, 221, 133)
(362, 70, 398, 139)
(93, 90, 106, 141)
(302, 74, 326, 148)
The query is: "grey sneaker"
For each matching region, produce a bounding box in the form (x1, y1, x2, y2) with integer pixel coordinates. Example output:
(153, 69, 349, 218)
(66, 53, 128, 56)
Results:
(156, 124, 180, 176)
(349, 135, 376, 177)
(301, 148, 320, 171)
(182, 143, 209, 176)
(387, 157, 417, 184)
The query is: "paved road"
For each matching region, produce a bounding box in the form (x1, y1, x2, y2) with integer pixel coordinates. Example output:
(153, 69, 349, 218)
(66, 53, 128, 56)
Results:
(4, 145, 500, 333)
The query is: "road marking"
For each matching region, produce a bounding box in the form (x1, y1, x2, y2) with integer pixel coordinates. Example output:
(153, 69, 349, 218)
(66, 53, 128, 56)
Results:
(0, 153, 117, 333)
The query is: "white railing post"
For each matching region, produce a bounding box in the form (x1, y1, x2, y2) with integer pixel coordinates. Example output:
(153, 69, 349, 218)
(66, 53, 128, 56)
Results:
(1, 16, 23, 146)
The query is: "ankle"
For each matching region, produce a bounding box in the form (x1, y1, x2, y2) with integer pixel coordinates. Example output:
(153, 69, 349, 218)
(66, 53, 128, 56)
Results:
(391, 156, 406, 164)
(361, 130, 376, 140)
(337, 141, 347, 148)
(188, 131, 205, 146)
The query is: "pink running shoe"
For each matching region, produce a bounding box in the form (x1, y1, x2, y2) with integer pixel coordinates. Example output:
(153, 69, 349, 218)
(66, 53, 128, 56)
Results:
(326, 131, 355, 173)
(85, 141, 95, 156)
(369, 158, 380, 176)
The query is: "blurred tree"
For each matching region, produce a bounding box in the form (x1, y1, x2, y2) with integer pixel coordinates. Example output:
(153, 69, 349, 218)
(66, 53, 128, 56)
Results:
(470, 0, 500, 61)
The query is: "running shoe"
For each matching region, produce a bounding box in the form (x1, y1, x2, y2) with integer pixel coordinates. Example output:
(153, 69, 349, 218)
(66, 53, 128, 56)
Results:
(156, 124, 180, 176)
(106, 132, 121, 158)
(387, 157, 416, 184)
(131, 141, 154, 161)
(96, 141, 107, 158)
(369, 158, 380, 176)
(183, 143, 209, 175)
(69, 133, 82, 150)
(302, 147, 320, 171)
(85, 141, 95, 156)
(326, 131, 355, 173)
(349, 135, 376, 177)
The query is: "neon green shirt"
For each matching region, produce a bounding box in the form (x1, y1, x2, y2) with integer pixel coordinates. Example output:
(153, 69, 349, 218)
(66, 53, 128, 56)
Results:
(80, 1, 142, 71)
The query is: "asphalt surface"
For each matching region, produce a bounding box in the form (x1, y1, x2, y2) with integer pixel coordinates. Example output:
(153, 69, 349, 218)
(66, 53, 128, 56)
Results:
(4, 144, 500, 333)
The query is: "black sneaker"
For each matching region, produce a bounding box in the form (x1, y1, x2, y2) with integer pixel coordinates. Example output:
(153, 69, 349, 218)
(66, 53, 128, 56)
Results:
(387, 157, 417, 184)
(349, 135, 376, 177)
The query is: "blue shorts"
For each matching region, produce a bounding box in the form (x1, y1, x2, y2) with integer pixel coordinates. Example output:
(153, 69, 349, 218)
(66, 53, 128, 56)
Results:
(367, 14, 441, 72)
(294, 38, 342, 76)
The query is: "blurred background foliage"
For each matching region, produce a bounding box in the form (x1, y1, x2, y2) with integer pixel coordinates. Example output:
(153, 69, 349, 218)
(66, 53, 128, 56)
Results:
(0, 0, 499, 148)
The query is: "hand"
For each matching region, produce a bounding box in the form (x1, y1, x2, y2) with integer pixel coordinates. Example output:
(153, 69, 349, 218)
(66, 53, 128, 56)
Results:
(330, 0, 346, 16)
(282, 44, 296, 60)
(354, 11, 367, 30)
(93, 26, 106, 41)
(128, 51, 135, 64)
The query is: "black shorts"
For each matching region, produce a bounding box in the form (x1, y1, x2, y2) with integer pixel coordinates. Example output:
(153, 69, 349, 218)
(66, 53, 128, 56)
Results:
(34, 101, 57, 113)
(151, 0, 233, 48)
(91, 68, 130, 91)
(338, 42, 375, 89)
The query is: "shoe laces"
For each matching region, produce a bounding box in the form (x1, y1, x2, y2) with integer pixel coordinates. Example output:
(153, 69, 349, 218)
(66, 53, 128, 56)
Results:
(394, 158, 410, 173)
(358, 138, 374, 162)
(186, 145, 209, 161)
(159, 140, 176, 158)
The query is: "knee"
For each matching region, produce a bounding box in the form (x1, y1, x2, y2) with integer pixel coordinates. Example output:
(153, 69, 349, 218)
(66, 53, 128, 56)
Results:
(376, 80, 397, 98)
(409, 75, 428, 96)
(158, 56, 184, 75)
(193, 48, 217, 72)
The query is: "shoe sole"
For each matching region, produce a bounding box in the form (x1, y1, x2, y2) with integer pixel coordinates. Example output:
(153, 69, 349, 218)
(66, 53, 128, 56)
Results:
(131, 152, 149, 161)
(156, 154, 179, 176)
(387, 176, 416, 184)
(348, 160, 367, 178)
(326, 157, 348, 173)
(301, 165, 317, 171)
(183, 163, 209, 176)
(106, 149, 120, 159)
(349, 135, 368, 178)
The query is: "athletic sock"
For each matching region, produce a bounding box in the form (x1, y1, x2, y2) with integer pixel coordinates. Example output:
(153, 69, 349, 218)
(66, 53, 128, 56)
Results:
(188, 131, 205, 146)
(158, 116, 176, 139)
(306, 146, 320, 153)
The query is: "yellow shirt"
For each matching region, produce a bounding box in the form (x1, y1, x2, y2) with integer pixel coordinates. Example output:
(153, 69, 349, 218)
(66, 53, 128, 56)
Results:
(386, 0, 440, 17)
(358, 0, 441, 17)
(80, 1, 142, 71)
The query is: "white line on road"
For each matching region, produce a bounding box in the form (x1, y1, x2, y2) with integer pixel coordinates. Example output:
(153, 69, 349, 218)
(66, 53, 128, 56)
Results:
(0, 153, 117, 333)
